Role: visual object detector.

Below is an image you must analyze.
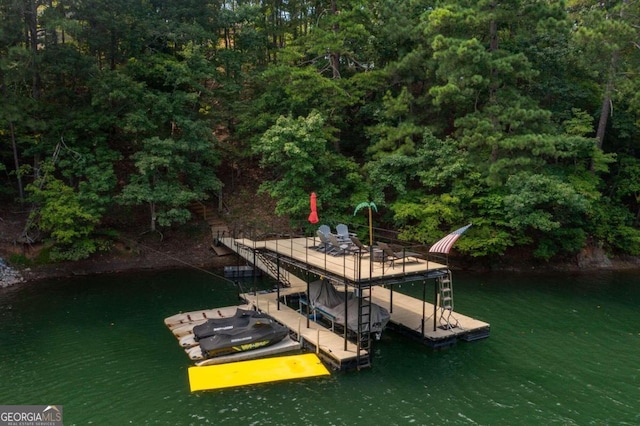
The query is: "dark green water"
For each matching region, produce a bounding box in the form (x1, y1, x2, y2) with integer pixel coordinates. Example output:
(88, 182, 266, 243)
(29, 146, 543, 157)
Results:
(1, 268, 639, 425)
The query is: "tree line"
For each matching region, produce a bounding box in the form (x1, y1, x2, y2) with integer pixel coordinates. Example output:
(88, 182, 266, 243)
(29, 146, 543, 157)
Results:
(1, 0, 639, 262)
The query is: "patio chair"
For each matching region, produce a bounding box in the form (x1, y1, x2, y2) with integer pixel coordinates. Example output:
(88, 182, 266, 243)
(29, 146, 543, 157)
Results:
(350, 235, 371, 257)
(327, 233, 358, 256)
(312, 225, 333, 251)
(335, 224, 353, 243)
(376, 241, 423, 267)
(318, 224, 331, 236)
(315, 230, 333, 253)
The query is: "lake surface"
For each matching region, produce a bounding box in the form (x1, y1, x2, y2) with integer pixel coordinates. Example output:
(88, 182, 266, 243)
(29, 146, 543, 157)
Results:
(0, 268, 639, 425)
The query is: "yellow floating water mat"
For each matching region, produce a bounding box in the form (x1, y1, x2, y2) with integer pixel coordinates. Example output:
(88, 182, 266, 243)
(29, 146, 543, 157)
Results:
(188, 353, 330, 391)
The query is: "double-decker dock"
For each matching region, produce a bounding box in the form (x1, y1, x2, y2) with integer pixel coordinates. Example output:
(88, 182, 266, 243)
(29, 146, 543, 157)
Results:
(218, 233, 490, 371)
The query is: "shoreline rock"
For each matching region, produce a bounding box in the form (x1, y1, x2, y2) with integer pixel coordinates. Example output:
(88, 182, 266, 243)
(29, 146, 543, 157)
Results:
(0, 258, 25, 288)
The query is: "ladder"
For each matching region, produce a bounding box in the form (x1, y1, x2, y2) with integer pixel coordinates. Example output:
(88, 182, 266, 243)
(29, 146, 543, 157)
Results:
(356, 284, 372, 369)
(438, 271, 458, 330)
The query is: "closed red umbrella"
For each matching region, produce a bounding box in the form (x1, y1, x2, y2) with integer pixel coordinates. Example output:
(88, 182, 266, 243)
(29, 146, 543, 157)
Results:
(308, 192, 319, 224)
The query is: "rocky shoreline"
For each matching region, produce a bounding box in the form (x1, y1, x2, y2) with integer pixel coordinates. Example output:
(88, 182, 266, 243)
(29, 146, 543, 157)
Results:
(3, 243, 640, 290)
(0, 229, 238, 288)
(0, 258, 25, 288)
(0, 253, 238, 288)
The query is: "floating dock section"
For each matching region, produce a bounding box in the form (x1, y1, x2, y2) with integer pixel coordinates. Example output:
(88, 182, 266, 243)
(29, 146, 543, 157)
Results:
(224, 265, 261, 278)
(165, 305, 321, 390)
(164, 306, 302, 365)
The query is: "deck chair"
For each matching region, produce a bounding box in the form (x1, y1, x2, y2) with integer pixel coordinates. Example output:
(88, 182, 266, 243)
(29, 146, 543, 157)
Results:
(315, 230, 333, 253)
(318, 224, 331, 236)
(376, 241, 423, 267)
(350, 235, 371, 257)
(313, 225, 333, 252)
(327, 233, 358, 256)
(335, 224, 352, 243)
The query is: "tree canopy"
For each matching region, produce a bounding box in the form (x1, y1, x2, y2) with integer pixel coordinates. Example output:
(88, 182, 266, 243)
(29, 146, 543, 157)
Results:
(1, 0, 639, 262)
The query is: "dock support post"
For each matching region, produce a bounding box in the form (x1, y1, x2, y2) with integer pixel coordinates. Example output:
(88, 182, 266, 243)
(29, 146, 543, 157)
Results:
(306, 275, 310, 330)
(253, 247, 257, 292)
(433, 278, 438, 332)
(344, 279, 349, 351)
(422, 280, 426, 337)
(276, 254, 281, 310)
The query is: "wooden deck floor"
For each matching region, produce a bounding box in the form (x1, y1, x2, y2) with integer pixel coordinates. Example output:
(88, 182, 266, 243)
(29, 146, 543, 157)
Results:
(220, 236, 490, 368)
(223, 236, 448, 284)
(370, 286, 490, 346)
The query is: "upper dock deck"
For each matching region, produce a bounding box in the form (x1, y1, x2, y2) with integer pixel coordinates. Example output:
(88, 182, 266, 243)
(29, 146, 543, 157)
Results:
(226, 236, 449, 288)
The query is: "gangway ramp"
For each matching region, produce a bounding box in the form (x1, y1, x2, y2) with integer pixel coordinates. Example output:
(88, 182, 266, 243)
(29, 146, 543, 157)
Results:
(219, 237, 306, 291)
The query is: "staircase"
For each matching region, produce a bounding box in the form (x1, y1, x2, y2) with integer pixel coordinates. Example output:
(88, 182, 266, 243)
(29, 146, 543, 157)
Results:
(189, 201, 232, 255)
(356, 284, 373, 369)
(438, 271, 459, 330)
(255, 249, 292, 288)
(231, 241, 292, 288)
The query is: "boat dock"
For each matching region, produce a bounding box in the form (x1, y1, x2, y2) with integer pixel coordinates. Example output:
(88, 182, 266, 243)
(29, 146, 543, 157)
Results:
(219, 234, 490, 370)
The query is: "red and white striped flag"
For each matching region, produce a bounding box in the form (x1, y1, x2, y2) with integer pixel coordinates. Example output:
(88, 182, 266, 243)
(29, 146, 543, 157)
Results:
(429, 224, 472, 254)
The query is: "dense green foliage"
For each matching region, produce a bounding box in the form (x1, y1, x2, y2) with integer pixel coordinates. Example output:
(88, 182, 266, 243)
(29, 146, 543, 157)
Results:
(1, 0, 639, 262)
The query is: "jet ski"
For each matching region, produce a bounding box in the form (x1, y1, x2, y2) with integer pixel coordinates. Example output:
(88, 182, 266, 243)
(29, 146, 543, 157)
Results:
(193, 308, 271, 341)
(194, 309, 290, 358)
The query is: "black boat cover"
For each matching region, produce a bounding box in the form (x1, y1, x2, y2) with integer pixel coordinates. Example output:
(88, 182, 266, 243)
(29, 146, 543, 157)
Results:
(193, 308, 270, 341)
(198, 315, 289, 358)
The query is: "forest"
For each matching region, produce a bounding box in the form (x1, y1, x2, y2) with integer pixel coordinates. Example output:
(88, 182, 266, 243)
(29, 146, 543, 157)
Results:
(1, 0, 640, 263)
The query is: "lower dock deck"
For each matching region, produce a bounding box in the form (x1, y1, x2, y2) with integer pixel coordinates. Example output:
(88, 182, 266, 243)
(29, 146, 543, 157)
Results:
(370, 287, 490, 348)
(241, 285, 490, 369)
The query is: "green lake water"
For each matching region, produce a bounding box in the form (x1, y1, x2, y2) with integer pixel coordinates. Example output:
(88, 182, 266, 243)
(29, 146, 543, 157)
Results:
(0, 268, 639, 425)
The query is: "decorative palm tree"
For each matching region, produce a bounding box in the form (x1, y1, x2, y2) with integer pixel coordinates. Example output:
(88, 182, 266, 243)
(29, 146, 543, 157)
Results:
(353, 201, 378, 246)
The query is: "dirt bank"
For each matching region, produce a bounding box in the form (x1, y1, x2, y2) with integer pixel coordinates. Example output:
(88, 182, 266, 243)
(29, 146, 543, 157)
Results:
(2, 202, 640, 286)
(0, 206, 240, 285)
(0, 167, 289, 284)
(1, 229, 237, 285)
